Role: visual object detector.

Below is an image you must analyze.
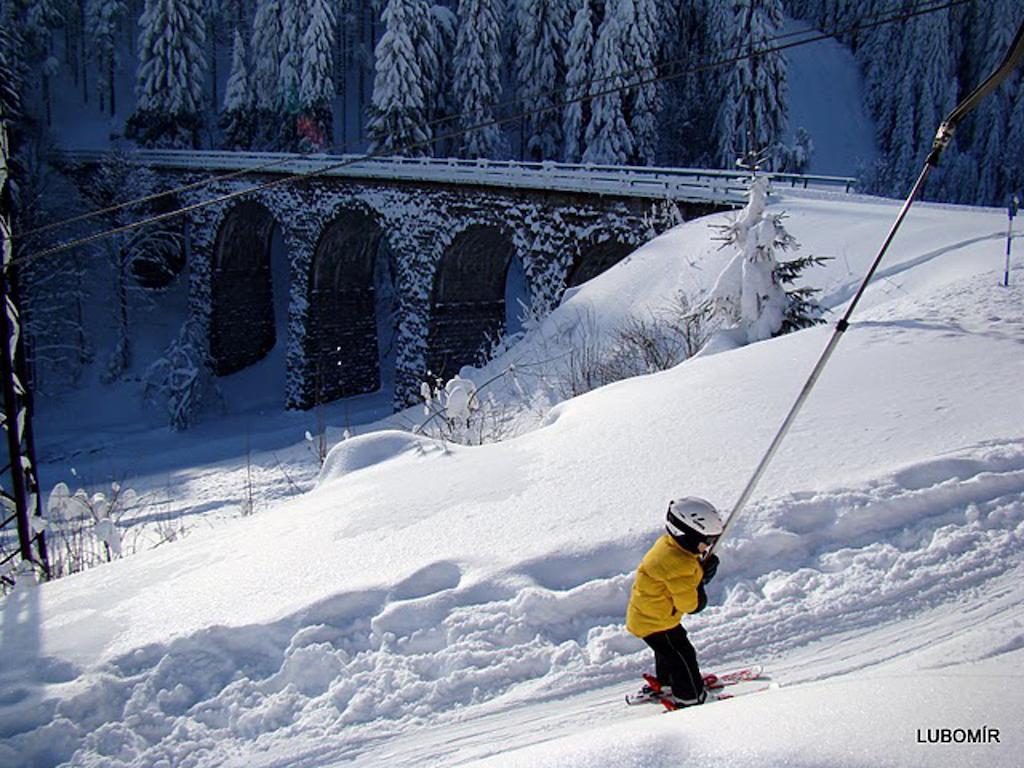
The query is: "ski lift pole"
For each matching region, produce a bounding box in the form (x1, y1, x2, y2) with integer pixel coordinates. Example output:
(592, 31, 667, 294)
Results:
(1006, 195, 1019, 287)
(706, 18, 1024, 561)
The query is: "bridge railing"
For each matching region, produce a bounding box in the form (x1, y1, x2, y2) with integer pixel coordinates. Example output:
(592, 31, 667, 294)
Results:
(59, 149, 857, 205)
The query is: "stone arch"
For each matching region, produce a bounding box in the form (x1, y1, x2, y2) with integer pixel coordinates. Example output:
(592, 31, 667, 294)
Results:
(210, 200, 279, 375)
(566, 236, 634, 288)
(307, 204, 394, 404)
(427, 224, 516, 380)
(133, 193, 186, 289)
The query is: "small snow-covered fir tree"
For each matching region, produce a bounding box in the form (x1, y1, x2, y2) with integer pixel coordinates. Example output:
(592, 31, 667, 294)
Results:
(583, 0, 632, 164)
(562, 0, 593, 163)
(699, 177, 825, 344)
(220, 29, 255, 149)
(515, 0, 569, 161)
(144, 318, 218, 430)
(129, 0, 207, 148)
(367, 0, 431, 155)
(452, 0, 505, 158)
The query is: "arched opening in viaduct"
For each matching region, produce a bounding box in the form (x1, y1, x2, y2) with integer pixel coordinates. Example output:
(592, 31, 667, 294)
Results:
(427, 225, 517, 381)
(307, 207, 396, 405)
(566, 237, 634, 289)
(210, 201, 280, 377)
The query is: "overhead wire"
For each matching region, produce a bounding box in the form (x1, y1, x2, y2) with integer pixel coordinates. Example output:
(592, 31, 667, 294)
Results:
(10, 0, 956, 243)
(6, 0, 971, 273)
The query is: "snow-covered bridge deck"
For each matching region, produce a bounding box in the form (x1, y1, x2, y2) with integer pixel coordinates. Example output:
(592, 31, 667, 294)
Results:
(61, 149, 856, 205)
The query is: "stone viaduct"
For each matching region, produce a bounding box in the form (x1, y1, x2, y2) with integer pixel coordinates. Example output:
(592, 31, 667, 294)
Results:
(65, 151, 772, 410)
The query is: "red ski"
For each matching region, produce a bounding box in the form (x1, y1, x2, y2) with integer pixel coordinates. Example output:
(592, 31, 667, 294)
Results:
(702, 664, 764, 690)
(625, 665, 765, 707)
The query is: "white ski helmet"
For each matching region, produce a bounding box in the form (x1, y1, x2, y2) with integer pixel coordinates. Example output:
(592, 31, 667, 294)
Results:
(666, 497, 724, 548)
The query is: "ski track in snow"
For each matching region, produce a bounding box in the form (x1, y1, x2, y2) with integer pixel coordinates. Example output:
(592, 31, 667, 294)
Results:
(4, 439, 1023, 767)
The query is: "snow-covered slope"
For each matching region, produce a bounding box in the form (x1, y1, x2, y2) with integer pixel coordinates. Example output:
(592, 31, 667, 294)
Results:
(2, 189, 1022, 767)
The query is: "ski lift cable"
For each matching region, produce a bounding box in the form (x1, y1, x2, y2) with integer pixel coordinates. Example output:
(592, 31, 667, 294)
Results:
(6, 0, 971, 274)
(704, 16, 1024, 561)
(8, 0, 961, 244)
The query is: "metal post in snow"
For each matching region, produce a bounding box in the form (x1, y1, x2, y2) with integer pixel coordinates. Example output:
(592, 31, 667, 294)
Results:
(1005, 194, 1019, 287)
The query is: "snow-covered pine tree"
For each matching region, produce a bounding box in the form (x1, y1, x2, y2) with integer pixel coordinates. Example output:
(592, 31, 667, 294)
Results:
(583, 0, 633, 164)
(856, 2, 899, 149)
(405, 0, 452, 157)
(143, 318, 217, 430)
(881, 8, 956, 196)
(563, 0, 593, 163)
(423, 4, 457, 155)
(715, 0, 788, 170)
(515, 0, 569, 161)
(964, 0, 1020, 205)
(86, 0, 127, 117)
(700, 177, 824, 344)
(299, 0, 336, 150)
(0, 14, 21, 128)
(8, 137, 92, 395)
(277, 0, 310, 150)
(129, 0, 207, 148)
(452, 0, 505, 159)
(660, 0, 729, 166)
(625, 0, 660, 165)
(3, 0, 62, 127)
(780, 126, 814, 173)
(250, 0, 284, 149)
(200, 0, 225, 112)
(368, 0, 431, 156)
(221, 29, 256, 149)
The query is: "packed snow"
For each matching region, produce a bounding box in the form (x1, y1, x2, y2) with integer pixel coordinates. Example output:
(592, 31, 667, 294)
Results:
(2, 186, 1023, 767)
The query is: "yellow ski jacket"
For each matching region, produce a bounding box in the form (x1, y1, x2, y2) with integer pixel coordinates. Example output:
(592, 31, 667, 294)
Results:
(626, 535, 705, 638)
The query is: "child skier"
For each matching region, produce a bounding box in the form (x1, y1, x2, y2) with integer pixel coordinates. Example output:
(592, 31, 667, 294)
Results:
(626, 496, 723, 708)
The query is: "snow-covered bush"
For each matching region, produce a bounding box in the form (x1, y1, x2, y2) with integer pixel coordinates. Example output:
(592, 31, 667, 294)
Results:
(596, 293, 710, 382)
(417, 372, 521, 446)
(143, 318, 219, 430)
(45, 481, 137, 578)
(13, 479, 193, 587)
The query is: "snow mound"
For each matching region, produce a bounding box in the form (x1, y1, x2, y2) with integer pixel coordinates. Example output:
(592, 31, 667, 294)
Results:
(317, 430, 440, 487)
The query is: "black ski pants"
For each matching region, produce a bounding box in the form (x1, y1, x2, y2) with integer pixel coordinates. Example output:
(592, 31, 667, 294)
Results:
(643, 624, 706, 705)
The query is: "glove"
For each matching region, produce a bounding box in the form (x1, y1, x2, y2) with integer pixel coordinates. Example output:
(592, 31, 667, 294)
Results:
(692, 582, 708, 613)
(701, 553, 720, 584)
